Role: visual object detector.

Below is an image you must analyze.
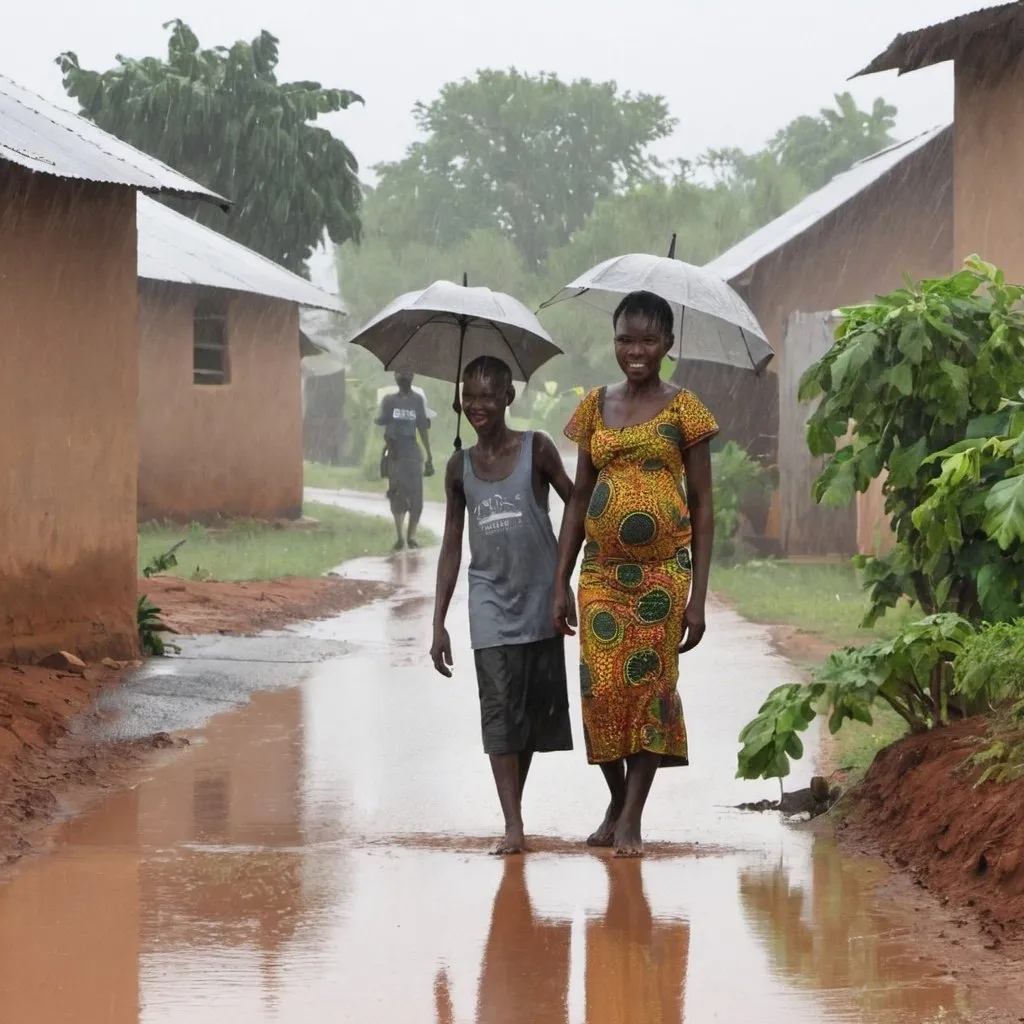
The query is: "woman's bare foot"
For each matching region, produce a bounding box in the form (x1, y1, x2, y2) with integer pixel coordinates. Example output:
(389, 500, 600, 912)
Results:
(612, 819, 644, 858)
(587, 801, 623, 847)
(492, 825, 526, 855)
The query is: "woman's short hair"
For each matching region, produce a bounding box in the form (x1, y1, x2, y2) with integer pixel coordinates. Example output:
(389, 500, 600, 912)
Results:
(612, 290, 674, 341)
(463, 355, 513, 394)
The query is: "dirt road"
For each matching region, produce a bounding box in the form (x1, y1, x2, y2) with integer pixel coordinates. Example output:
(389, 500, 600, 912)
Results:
(0, 490, 1015, 1022)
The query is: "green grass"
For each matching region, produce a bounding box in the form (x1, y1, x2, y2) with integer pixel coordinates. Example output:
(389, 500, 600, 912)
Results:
(304, 461, 447, 504)
(712, 559, 916, 777)
(138, 501, 431, 582)
(830, 705, 909, 778)
(711, 559, 916, 648)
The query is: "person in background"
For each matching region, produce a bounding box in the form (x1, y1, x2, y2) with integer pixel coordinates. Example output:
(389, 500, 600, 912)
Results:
(553, 290, 717, 857)
(376, 371, 434, 550)
(431, 355, 574, 854)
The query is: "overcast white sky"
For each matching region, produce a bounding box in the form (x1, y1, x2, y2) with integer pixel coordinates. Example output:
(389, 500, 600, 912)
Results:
(3, 0, 987, 180)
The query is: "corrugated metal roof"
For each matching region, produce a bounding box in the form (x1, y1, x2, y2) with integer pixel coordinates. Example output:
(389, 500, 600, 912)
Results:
(0, 75, 228, 207)
(853, 1, 1024, 78)
(705, 125, 951, 285)
(137, 195, 345, 314)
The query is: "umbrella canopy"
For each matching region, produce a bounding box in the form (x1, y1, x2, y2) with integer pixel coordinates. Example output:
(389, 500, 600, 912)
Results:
(349, 279, 561, 383)
(349, 278, 563, 449)
(540, 250, 773, 373)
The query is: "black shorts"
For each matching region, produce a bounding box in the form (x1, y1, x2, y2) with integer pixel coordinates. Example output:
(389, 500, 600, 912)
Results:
(386, 456, 423, 517)
(473, 636, 574, 756)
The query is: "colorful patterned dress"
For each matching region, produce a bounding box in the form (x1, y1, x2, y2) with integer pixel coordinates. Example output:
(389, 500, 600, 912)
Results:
(564, 387, 719, 766)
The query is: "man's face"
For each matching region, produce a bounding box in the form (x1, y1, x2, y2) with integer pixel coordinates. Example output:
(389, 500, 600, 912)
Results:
(395, 371, 414, 392)
(461, 373, 509, 433)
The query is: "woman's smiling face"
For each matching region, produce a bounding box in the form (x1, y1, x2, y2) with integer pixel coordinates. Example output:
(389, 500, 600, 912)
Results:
(614, 312, 672, 385)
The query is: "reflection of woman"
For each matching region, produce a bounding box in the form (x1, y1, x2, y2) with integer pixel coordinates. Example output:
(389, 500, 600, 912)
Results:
(474, 858, 570, 1024)
(586, 860, 689, 1024)
(554, 291, 717, 856)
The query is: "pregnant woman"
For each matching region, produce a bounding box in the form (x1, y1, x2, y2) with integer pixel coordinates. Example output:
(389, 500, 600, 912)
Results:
(553, 290, 717, 857)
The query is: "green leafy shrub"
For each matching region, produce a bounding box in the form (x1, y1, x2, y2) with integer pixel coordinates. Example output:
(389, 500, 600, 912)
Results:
(138, 596, 180, 657)
(737, 613, 976, 784)
(710, 441, 775, 559)
(142, 539, 185, 578)
(801, 257, 1024, 626)
(954, 619, 1024, 711)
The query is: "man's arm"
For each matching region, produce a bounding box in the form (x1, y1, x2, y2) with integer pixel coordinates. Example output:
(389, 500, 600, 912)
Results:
(416, 394, 434, 466)
(430, 451, 466, 676)
(680, 441, 714, 653)
(374, 395, 390, 427)
(533, 431, 573, 506)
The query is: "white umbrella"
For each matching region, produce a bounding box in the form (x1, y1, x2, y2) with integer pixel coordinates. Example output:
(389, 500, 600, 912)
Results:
(539, 237, 773, 373)
(349, 275, 562, 448)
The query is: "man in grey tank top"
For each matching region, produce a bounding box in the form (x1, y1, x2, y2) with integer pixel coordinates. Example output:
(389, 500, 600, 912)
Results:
(431, 356, 574, 854)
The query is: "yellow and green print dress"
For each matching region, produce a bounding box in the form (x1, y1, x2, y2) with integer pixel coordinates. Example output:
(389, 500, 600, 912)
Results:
(564, 387, 719, 766)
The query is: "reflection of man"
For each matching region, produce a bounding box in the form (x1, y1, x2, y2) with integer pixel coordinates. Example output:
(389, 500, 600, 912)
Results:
(376, 371, 434, 551)
(475, 857, 570, 1024)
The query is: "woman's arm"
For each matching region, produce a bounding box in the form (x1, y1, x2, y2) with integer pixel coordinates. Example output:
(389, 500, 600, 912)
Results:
(430, 452, 466, 675)
(553, 451, 598, 636)
(680, 440, 714, 653)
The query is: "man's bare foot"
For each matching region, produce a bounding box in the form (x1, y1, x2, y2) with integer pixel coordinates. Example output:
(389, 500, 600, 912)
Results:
(407, 537, 420, 549)
(612, 821, 644, 858)
(492, 825, 526, 855)
(587, 801, 623, 847)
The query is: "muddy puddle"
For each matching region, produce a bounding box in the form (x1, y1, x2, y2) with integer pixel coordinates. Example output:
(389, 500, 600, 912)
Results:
(0, 494, 979, 1022)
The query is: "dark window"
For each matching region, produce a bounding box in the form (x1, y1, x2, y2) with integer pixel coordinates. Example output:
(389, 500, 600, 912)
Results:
(193, 296, 229, 385)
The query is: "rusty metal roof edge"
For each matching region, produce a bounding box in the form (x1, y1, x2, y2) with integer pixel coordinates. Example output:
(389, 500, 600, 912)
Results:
(851, 0, 1024, 78)
(0, 74, 230, 208)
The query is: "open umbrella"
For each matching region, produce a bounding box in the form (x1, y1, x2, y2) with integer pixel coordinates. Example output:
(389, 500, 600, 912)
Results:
(349, 275, 562, 449)
(539, 236, 773, 373)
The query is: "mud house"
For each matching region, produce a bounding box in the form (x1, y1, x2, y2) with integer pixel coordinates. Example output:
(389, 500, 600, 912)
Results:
(856, 2, 1024, 283)
(0, 76, 224, 662)
(136, 196, 345, 522)
(704, 125, 954, 557)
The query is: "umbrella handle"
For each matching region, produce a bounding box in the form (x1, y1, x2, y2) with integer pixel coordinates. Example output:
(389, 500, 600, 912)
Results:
(452, 317, 467, 451)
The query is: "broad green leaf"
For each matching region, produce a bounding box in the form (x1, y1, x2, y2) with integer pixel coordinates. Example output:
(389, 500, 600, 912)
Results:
(983, 473, 1024, 550)
(887, 361, 914, 396)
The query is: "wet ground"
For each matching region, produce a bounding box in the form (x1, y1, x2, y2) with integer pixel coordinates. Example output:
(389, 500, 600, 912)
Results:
(0, 491, 984, 1022)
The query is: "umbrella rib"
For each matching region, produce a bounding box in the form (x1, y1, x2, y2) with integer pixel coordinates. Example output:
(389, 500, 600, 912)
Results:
(490, 322, 530, 382)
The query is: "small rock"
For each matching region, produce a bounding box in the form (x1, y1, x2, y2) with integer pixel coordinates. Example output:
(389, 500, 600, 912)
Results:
(37, 651, 86, 674)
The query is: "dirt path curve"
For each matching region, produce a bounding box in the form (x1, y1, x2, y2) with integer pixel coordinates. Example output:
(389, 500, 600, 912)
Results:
(0, 487, 1017, 1022)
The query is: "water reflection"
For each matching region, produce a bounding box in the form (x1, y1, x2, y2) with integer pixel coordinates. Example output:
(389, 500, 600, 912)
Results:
(739, 839, 969, 1022)
(476, 858, 571, 1023)
(587, 860, 688, 1024)
(439, 856, 690, 1024)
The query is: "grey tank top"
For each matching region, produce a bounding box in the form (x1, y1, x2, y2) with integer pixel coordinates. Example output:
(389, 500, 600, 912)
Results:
(463, 432, 559, 650)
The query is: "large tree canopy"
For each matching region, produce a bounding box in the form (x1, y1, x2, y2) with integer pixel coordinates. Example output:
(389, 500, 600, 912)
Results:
(58, 20, 363, 273)
(370, 69, 674, 268)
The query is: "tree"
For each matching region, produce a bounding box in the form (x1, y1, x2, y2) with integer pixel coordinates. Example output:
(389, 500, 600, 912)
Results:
(58, 20, 363, 273)
(770, 92, 897, 193)
(700, 93, 896, 218)
(370, 69, 674, 268)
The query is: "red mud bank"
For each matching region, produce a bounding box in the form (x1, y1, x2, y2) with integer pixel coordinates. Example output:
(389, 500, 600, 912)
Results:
(141, 574, 393, 636)
(1, 575, 389, 868)
(838, 718, 1024, 944)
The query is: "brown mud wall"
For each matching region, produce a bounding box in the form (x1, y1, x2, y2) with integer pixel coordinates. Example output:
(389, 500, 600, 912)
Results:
(742, 129, 953, 551)
(840, 719, 1024, 945)
(954, 49, 1024, 284)
(0, 166, 139, 662)
(137, 283, 303, 522)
